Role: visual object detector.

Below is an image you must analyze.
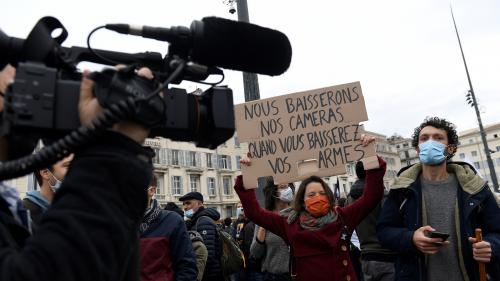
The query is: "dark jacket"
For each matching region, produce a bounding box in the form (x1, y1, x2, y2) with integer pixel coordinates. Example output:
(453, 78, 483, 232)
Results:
(234, 158, 386, 281)
(349, 179, 396, 261)
(140, 210, 197, 281)
(187, 206, 223, 281)
(377, 162, 500, 281)
(0, 131, 153, 281)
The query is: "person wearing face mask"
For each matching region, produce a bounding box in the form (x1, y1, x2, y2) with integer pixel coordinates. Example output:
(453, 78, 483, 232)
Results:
(250, 178, 295, 281)
(180, 191, 223, 281)
(23, 154, 74, 229)
(377, 117, 500, 281)
(235, 135, 386, 281)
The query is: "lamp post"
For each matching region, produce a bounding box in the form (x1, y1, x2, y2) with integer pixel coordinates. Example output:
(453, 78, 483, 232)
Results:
(223, 0, 261, 102)
(451, 8, 499, 191)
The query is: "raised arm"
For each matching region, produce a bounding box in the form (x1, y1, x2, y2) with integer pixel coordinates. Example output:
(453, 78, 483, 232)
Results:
(234, 175, 288, 242)
(339, 156, 386, 231)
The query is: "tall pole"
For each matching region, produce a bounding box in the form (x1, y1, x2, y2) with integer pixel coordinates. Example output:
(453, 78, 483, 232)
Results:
(235, 0, 261, 102)
(451, 8, 499, 191)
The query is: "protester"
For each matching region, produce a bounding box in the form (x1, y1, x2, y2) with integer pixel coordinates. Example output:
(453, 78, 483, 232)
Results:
(180, 191, 223, 281)
(348, 161, 396, 281)
(235, 135, 385, 281)
(24, 154, 73, 229)
(139, 174, 197, 281)
(377, 117, 500, 281)
(250, 177, 294, 281)
(0, 65, 155, 280)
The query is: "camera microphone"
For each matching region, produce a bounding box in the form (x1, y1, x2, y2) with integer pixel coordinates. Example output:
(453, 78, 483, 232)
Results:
(105, 17, 292, 76)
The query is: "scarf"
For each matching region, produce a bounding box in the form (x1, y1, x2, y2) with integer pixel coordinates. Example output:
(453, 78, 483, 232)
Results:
(139, 198, 162, 234)
(280, 207, 338, 231)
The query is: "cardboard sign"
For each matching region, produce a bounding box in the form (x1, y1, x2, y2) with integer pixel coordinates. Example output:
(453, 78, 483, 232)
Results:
(235, 81, 376, 189)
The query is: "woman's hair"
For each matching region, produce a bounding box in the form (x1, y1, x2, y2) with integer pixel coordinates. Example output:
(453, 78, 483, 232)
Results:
(262, 176, 295, 211)
(293, 176, 334, 213)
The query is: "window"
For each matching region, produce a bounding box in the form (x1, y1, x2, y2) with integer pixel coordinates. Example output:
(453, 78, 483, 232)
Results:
(494, 134, 498, 138)
(234, 136, 240, 147)
(171, 149, 180, 165)
(223, 176, 232, 195)
(496, 158, 500, 166)
(156, 174, 164, 194)
(235, 156, 241, 170)
(496, 146, 500, 152)
(469, 139, 473, 144)
(473, 162, 481, 170)
(206, 153, 213, 168)
(459, 153, 465, 159)
(225, 205, 234, 218)
(472, 151, 478, 157)
(387, 158, 395, 165)
(171, 176, 183, 195)
(396, 145, 400, 149)
(153, 148, 160, 164)
(404, 151, 410, 159)
(187, 151, 199, 167)
(219, 155, 232, 170)
(403, 143, 409, 147)
(208, 177, 216, 196)
(189, 175, 200, 192)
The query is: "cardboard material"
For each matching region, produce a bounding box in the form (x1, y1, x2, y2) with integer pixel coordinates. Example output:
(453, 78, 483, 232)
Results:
(235, 82, 376, 189)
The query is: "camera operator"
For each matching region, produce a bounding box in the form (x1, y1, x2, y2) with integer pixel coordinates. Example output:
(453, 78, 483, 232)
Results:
(0, 64, 154, 281)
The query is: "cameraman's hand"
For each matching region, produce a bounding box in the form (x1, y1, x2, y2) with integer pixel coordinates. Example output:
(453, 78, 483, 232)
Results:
(79, 68, 152, 144)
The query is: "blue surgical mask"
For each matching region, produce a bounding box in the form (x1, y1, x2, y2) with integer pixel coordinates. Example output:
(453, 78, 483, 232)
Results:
(48, 170, 63, 193)
(279, 187, 294, 203)
(418, 140, 447, 166)
(184, 209, 194, 219)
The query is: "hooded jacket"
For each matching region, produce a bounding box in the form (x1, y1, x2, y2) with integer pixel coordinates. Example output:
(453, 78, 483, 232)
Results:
(22, 190, 51, 226)
(186, 206, 222, 281)
(377, 162, 500, 281)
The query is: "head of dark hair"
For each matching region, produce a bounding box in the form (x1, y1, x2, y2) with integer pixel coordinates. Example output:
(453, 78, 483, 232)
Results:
(411, 117, 459, 159)
(34, 166, 54, 188)
(263, 176, 295, 211)
(293, 176, 334, 213)
(164, 202, 184, 217)
(224, 217, 232, 226)
(355, 161, 365, 179)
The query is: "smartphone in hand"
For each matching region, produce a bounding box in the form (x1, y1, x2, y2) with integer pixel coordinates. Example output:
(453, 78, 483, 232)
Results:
(426, 231, 450, 241)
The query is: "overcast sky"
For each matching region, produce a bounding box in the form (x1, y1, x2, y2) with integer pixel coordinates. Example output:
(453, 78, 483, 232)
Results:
(2, 0, 499, 138)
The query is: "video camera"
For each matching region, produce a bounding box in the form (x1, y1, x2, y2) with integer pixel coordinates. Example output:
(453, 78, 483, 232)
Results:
(0, 16, 292, 180)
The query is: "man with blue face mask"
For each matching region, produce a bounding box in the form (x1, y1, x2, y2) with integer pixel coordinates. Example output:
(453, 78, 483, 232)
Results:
(180, 191, 223, 281)
(23, 154, 73, 229)
(377, 117, 500, 281)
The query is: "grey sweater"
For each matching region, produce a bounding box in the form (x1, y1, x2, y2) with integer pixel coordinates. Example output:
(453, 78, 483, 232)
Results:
(250, 225, 289, 274)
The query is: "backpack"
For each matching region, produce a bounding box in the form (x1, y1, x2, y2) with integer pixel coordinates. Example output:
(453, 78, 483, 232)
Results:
(216, 224, 246, 277)
(195, 216, 245, 278)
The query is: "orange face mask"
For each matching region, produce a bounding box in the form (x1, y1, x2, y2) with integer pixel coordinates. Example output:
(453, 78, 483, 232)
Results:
(304, 195, 330, 217)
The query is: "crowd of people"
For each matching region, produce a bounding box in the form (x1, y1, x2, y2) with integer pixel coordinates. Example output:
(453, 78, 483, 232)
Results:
(0, 61, 499, 281)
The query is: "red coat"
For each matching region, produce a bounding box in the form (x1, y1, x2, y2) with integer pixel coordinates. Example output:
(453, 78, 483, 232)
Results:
(234, 161, 385, 281)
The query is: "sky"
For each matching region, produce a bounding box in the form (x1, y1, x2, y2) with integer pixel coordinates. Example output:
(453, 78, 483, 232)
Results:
(2, 0, 499, 138)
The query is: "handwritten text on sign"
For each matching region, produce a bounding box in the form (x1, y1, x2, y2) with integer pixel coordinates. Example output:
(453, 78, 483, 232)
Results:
(235, 82, 376, 189)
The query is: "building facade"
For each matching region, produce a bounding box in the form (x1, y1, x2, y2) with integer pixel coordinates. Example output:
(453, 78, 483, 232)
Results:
(453, 123, 500, 189)
(146, 135, 247, 219)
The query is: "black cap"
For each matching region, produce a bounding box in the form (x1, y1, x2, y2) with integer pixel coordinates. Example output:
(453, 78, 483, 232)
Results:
(179, 191, 204, 202)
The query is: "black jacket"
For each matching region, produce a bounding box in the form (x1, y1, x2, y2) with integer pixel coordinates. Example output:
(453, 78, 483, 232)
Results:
(0, 131, 153, 281)
(187, 206, 222, 281)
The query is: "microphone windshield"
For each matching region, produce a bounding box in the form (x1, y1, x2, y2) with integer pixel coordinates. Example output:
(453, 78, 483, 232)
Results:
(190, 17, 292, 76)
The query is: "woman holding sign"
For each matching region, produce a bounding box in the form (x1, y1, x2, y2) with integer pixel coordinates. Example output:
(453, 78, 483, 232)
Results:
(235, 135, 385, 281)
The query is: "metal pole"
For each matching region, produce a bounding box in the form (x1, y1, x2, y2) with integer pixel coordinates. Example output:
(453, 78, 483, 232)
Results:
(236, 0, 261, 102)
(451, 8, 499, 191)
